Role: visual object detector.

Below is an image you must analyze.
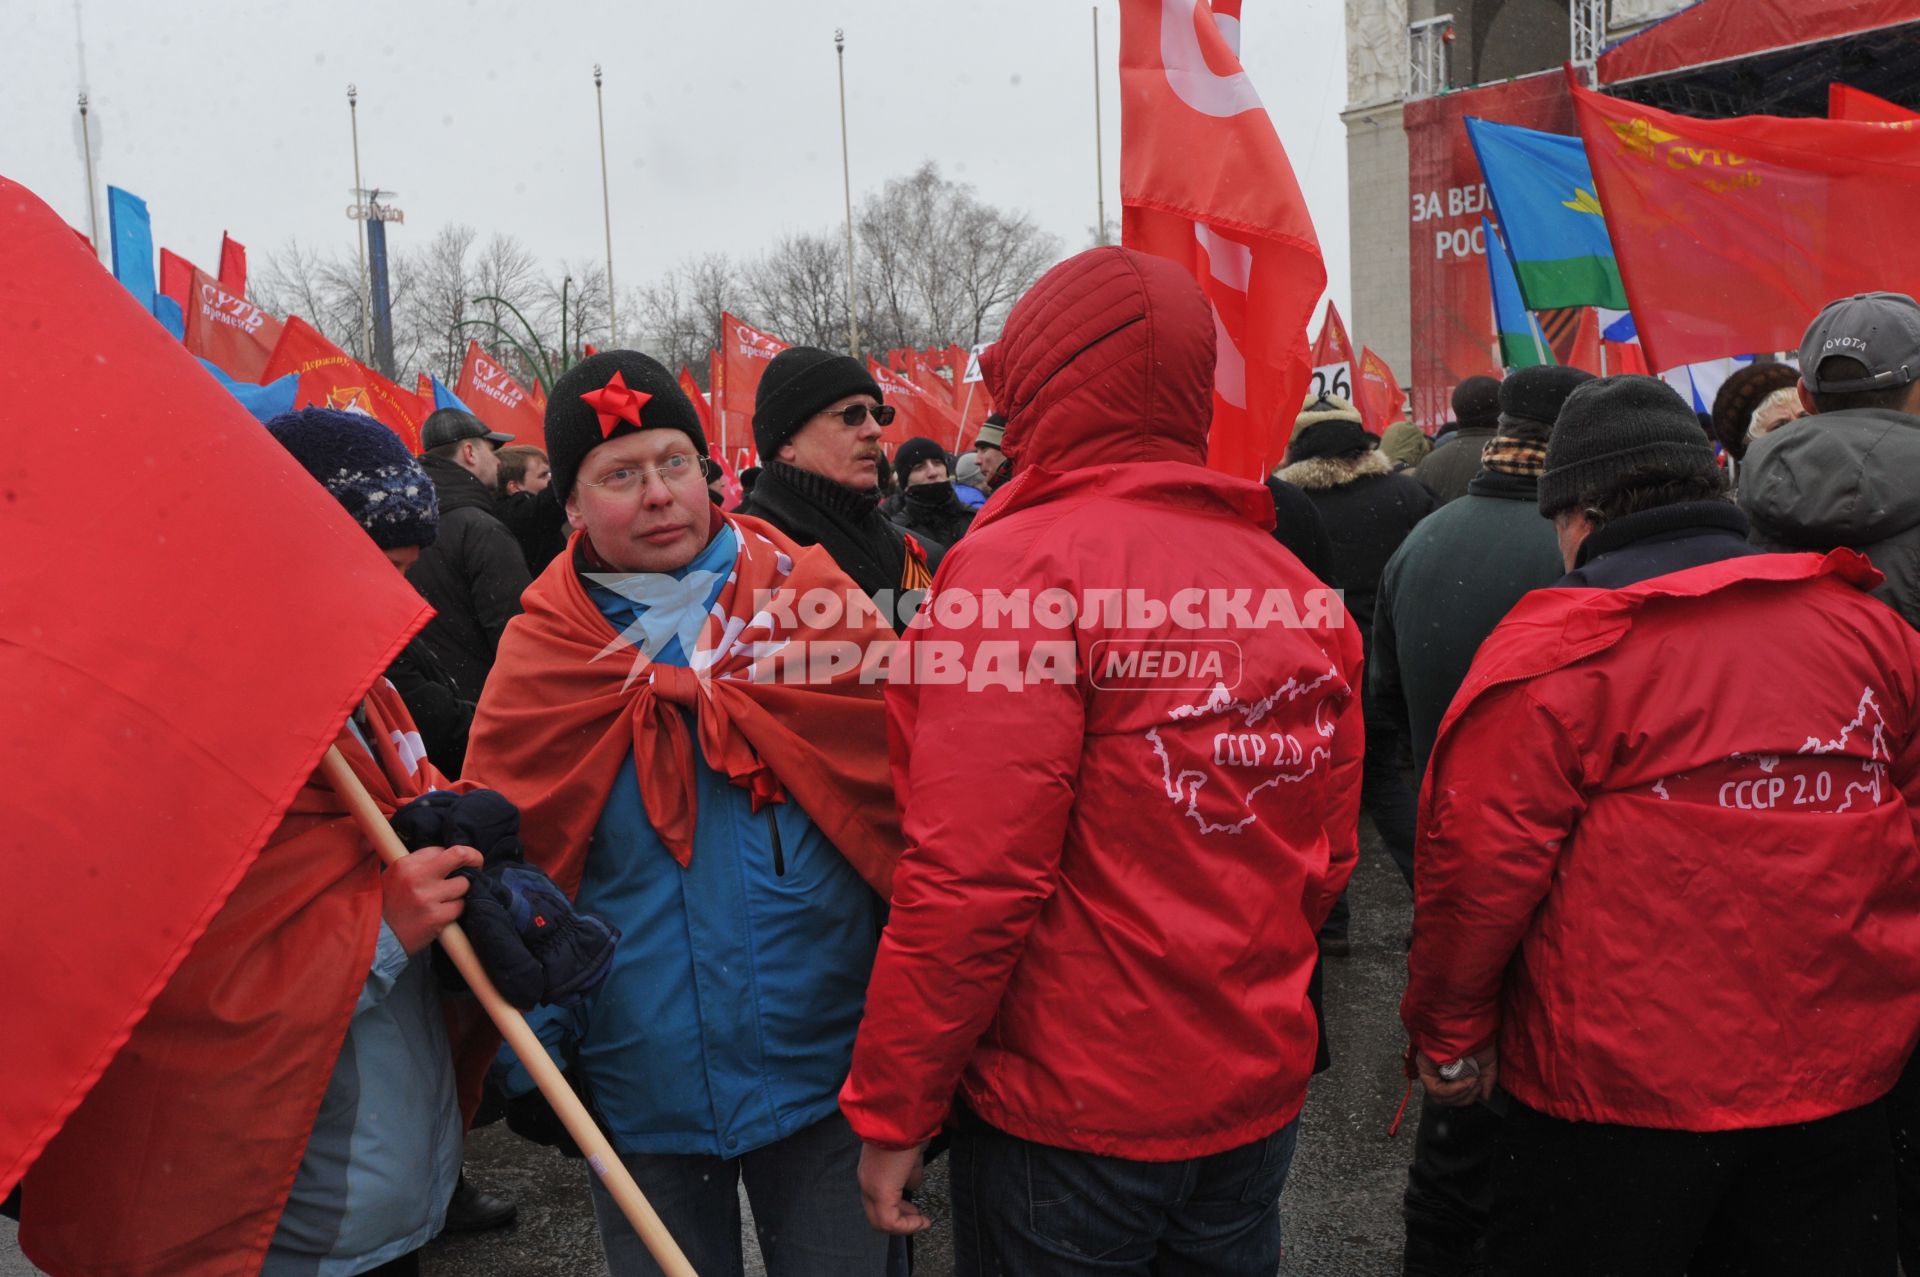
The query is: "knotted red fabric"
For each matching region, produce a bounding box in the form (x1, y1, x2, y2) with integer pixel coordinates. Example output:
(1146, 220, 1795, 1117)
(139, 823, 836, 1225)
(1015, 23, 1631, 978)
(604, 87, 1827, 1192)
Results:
(465, 514, 905, 901)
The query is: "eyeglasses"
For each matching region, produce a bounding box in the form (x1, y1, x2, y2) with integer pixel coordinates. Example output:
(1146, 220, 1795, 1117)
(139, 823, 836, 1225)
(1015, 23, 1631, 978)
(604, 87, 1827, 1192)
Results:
(577, 452, 702, 494)
(818, 403, 896, 428)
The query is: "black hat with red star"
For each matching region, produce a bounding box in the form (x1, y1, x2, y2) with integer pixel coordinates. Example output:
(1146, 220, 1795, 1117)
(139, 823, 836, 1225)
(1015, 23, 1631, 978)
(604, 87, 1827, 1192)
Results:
(545, 350, 708, 501)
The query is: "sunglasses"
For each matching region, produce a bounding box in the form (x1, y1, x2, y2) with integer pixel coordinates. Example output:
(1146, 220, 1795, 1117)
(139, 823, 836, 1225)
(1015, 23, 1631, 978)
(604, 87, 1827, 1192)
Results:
(820, 403, 897, 428)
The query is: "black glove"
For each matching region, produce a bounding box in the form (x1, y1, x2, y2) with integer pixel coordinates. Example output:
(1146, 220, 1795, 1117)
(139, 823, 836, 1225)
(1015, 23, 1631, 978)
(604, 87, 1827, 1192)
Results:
(390, 789, 619, 1010)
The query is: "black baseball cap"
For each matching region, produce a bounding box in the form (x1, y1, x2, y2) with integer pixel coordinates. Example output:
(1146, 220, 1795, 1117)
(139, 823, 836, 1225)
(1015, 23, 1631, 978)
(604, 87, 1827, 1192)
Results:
(1799, 292, 1920, 395)
(420, 407, 512, 451)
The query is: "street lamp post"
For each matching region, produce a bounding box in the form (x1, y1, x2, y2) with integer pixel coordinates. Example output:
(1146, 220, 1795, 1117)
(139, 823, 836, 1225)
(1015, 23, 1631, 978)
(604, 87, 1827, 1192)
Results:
(1092, 7, 1108, 246)
(835, 29, 859, 359)
(594, 65, 618, 346)
(347, 85, 373, 357)
(77, 93, 100, 256)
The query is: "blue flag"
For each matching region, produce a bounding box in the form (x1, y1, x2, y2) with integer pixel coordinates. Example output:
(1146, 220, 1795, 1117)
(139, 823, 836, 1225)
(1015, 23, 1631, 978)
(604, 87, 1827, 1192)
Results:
(107, 186, 156, 315)
(430, 375, 474, 414)
(154, 296, 186, 342)
(197, 359, 298, 423)
(1465, 117, 1628, 311)
(1483, 218, 1553, 369)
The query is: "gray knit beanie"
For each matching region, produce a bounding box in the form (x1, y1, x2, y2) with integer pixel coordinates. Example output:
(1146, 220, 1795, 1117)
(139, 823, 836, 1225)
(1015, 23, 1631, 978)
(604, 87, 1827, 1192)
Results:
(1538, 375, 1716, 517)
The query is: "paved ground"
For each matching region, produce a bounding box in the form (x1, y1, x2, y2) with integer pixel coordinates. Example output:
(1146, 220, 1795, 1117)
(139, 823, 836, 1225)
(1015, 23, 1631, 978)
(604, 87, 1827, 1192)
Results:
(0, 826, 1416, 1277)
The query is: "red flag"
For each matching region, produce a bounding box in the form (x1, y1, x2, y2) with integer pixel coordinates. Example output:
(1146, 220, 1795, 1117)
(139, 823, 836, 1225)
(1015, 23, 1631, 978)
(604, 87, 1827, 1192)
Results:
(217, 232, 246, 294)
(1568, 308, 1652, 376)
(530, 373, 549, 416)
(1830, 83, 1920, 123)
(1310, 301, 1356, 400)
(158, 249, 195, 318)
(454, 340, 547, 450)
(871, 360, 958, 450)
(1121, 0, 1326, 478)
(183, 266, 284, 383)
(1573, 75, 1920, 371)
(715, 312, 789, 464)
(0, 175, 430, 1211)
(263, 317, 429, 451)
(679, 364, 713, 436)
(1353, 346, 1405, 434)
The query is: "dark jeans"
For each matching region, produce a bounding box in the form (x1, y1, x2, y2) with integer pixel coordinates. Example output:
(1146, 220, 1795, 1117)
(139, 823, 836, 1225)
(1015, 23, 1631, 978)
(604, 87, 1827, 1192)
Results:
(1488, 1097, 1895, 1277)
(1889, 1047, 1920, 1276)
(949, 1106, 1299, 1276)
(1402, 1097, 1500, 1276)
(588, 1111, 889, 1277)
(1322, 695, 1418, 939)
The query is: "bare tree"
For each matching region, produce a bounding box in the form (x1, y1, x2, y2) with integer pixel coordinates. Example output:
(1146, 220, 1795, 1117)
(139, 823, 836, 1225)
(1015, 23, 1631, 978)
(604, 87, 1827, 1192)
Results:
(743, 233, 848, 353)
(633, 253, 741, 383)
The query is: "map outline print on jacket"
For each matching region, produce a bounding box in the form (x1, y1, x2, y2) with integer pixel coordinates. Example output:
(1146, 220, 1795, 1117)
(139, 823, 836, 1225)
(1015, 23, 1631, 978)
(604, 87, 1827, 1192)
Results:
(1642, 685, 1893, 814)
(1150, 665, 1345, 836)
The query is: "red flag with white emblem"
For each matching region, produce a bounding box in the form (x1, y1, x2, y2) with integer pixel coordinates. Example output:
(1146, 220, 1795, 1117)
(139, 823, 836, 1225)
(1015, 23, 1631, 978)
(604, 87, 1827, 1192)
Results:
(455, 339, 547, 450)
(1120, 0, 1326, 479)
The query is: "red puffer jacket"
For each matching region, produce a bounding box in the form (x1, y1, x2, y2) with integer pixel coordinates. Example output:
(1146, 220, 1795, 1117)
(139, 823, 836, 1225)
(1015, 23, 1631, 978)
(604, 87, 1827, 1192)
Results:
(840, 247, 1364, 1160)
(1403, 550, 1920, 1131)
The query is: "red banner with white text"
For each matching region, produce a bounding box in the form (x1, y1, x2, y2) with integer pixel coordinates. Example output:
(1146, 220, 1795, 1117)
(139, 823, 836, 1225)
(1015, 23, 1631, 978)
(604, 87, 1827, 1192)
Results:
(714, 312, 788, 467)
(183, 267, 284, 384)
(454, 341, 546, 450)
(262, 317, 428, 452)
(1405, 70, 1573, 429)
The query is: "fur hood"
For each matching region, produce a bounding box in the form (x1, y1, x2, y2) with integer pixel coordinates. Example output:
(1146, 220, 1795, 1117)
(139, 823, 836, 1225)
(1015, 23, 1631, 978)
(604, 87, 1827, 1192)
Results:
(1274, 448, 1396, 492)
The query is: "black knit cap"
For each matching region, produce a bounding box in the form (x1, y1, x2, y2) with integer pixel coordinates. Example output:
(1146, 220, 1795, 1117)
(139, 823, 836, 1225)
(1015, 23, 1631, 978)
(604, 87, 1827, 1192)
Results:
(1452, 375, 1503, 432)
(1497, 365, 1596, 440)
(1539, 375, 1717, 517)
(545, 350, 707, 501)
(753, 346, 882, 461)
(893, 436, 949, 487)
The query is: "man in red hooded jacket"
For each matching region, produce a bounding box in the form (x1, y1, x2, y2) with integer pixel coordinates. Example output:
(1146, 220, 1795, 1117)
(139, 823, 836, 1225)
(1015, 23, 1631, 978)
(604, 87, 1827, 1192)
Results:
(1404, 375, 1920, 1276)
(840, 246, 1364, 1273)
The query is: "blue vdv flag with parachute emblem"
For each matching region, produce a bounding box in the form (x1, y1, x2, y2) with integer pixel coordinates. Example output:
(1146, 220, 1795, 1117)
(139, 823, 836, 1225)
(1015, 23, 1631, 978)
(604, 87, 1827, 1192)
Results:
(1465, 117, 1629, 311)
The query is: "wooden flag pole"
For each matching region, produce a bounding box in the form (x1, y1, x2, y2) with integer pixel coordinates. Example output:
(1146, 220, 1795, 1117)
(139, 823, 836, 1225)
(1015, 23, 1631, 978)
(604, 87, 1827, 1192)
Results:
(318, 745, 698, 1277)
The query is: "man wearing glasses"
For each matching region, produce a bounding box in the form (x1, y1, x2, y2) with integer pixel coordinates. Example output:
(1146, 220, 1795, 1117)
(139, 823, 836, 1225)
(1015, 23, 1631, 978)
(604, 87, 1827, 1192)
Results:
(739, 346, 942, 632)
(466, 350, 904, 1277)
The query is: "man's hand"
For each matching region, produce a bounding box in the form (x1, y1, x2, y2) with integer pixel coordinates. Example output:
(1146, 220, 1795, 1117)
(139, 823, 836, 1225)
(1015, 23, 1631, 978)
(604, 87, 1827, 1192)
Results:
(382, 844, 485, 954)
(1415, 1049, 1499, 1107)
(858, 1141, 931, 1235)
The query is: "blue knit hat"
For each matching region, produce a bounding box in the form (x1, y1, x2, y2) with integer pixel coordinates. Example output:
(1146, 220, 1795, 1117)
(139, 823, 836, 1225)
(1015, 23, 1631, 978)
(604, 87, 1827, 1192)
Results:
(266, 407, 439, 548)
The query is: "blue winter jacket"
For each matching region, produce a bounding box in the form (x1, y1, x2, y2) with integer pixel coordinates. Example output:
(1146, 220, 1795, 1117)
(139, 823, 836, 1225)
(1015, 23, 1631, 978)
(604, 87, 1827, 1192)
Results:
(497, 525, 883, 1156)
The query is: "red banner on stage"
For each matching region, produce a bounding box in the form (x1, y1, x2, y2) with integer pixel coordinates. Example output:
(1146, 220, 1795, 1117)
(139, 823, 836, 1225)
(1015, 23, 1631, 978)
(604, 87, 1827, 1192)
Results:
(1574, 77, 1920, 370)
(1405, 70, 1573, 429)
(263, 317, 428, 452)
(184, 267, 284, 384)
(1830, 83, 1920, 123)
(454, 340, 546, 450)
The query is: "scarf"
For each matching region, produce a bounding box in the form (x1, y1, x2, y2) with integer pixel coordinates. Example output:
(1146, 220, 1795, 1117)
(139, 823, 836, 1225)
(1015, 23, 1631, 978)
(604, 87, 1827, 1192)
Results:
(743, 461, 931, 612)
(23, 684, 441, 1277)
(464, 514, 904, 901)
(1480, 437, 1549, 479)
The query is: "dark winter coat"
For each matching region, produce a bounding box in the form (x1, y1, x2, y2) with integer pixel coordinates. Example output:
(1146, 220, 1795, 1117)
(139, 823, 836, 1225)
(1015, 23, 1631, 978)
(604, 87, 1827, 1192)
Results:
(385, 636, 476, 778)
(1414, 426, 1496, 506)
(497, 487, 570, 577)
(736, 460, 944, 632)
(406, 455, 533, 699)
(892, 481, 976, 549)
(1739, 407, 1920, 629)
(1371, 468, 1563, 779)
(1266, 477, 1335, 583)
(1274, 450, 1435, 648)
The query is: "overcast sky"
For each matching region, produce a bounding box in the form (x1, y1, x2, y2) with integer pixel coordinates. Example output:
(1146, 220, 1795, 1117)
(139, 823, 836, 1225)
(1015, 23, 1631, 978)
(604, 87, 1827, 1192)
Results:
(5, 0, 1351, 331)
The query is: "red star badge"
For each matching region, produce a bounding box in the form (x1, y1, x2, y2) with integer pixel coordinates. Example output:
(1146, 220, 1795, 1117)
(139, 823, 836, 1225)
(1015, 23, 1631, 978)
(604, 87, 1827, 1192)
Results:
(579, 370, 652, 438)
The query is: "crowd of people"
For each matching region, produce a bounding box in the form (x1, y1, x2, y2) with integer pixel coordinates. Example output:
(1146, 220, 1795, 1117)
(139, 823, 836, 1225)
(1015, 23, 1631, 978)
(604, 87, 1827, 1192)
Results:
(18, 248, 1920, 1277)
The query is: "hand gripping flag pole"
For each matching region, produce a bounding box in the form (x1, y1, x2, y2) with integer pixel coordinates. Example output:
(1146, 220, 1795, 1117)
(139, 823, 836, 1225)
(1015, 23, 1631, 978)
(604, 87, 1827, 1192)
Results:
(319, 746, 699, 1277)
